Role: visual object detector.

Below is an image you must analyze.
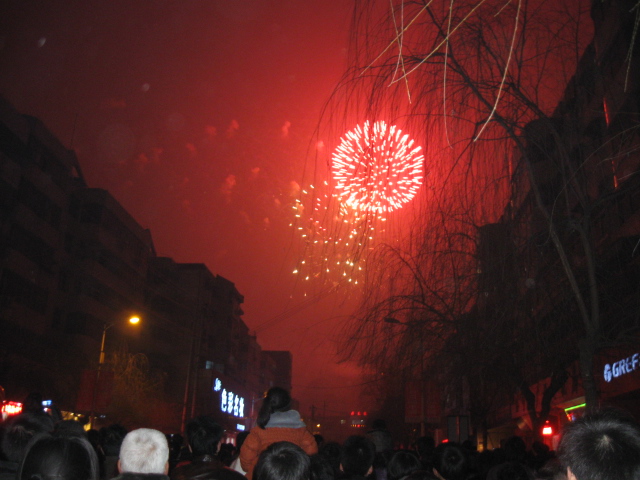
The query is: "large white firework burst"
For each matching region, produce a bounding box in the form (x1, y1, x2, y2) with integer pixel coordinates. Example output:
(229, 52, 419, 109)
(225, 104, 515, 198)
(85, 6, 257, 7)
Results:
(331, 121, 424, 214)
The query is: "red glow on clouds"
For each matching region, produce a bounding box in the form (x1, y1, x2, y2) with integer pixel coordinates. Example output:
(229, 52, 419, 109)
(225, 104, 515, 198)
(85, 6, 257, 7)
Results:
(0, 0, 367, 415)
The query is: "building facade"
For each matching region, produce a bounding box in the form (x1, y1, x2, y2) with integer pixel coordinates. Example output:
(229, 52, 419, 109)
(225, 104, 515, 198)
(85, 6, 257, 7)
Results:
(439, 0, 640, 449)
(0, 97, 293, 432)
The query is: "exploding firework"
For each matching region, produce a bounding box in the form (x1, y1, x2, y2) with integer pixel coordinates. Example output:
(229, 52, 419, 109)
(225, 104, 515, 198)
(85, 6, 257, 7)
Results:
(332, 121, 424, 214)
(291, 121, 424, 290)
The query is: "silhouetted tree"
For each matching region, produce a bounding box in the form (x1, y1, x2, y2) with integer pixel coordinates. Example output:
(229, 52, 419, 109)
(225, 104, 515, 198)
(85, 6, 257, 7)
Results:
(334, 0, 640, 423)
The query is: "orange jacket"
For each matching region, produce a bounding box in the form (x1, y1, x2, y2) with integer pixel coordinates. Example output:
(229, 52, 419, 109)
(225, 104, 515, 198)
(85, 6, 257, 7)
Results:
(240, 414, 317, 480)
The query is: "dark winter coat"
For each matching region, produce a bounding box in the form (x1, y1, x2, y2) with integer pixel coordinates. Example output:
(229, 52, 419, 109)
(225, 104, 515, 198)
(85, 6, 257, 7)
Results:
(111, 472, 170, 480)
(170, 455, 245, 480)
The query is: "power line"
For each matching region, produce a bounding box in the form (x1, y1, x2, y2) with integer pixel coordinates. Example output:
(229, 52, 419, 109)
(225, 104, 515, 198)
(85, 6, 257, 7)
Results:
(253, 283, 342, 333)
(292, 377, 383, 389)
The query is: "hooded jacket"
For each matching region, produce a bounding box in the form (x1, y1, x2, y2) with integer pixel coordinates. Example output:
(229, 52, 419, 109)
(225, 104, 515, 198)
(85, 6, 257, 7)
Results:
(239, 410, 318, 480)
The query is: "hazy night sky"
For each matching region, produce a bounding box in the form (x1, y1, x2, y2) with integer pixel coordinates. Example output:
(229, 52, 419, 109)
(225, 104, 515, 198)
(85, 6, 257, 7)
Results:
(0, 0, 373, 416)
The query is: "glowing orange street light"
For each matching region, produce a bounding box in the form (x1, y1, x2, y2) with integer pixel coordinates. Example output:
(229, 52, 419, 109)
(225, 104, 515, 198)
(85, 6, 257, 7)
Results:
(90, 315, 141, 428)
(98, 316, 141, 364)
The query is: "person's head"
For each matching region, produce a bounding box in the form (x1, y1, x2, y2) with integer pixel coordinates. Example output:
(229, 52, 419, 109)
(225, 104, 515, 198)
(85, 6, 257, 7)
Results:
(100, 424, 128, 457)
(254, 441, 310, 480)
(534, 458, 567, 480)
(257, 387, 292, 429)
(18, 434, 99, 480)
(414, 437, 436, 458)
(310, 454, 335, 480)
(486, 462, 533, 480)
(218, 442, 234, 466)
(185, 416, 224, 456)
(503, 436, 527, 463)
(557, 409, 640, 480)
(404, 471, 439, 480)
(388, 451, 422, 480)
(318, 441, 342, 478)
(1, 412, 55, 463)
(532, 441, 550, 457)
(432, 443, 468, 480)
(340, 435, 375, 477)
(118, 428, 169, 475)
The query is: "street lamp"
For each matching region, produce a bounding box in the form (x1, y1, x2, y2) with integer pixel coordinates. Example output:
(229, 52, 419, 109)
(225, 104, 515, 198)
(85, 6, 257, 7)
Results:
(90, 315, 141, 428)
(384, 317, 427, 437)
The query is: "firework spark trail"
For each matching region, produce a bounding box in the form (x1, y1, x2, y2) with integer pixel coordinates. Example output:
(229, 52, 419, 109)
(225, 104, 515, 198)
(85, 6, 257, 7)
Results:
(292, 121, 424, 290)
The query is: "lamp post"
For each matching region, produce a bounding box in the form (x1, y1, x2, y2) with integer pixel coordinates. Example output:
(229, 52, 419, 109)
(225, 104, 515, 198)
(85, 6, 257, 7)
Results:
(89, 315, 141, 429)
(180, 312, 204, 434)
(181, 333, 197, 433)
(384, 317, 426, 437)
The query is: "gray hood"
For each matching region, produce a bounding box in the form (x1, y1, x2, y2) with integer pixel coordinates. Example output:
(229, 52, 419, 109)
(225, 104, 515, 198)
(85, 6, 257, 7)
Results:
(265, 410, 306, 428)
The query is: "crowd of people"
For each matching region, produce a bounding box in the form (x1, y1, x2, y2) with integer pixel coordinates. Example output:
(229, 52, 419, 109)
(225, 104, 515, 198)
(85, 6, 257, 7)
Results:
(1, 388, 640, 480)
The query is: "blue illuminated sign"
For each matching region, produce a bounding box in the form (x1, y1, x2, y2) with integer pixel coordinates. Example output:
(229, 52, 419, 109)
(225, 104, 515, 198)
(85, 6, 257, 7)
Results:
(213, 378, 245, 417)
(604, 353, 639, 382)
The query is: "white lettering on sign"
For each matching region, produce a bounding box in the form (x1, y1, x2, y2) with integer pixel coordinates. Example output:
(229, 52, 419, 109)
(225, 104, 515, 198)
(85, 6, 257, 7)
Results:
(604, 353, 639, 382)
(221, 388, 228, 411)
(214, 378, 246, 418)
(227, 391, 234, 414)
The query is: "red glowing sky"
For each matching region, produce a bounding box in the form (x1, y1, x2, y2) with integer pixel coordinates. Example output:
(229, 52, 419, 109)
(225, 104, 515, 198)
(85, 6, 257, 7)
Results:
(0, 1, 374, 417)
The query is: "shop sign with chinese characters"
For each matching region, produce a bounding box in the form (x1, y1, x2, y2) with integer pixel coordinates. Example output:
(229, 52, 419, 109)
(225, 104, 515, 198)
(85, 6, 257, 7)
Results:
(213, 378, 245, 418)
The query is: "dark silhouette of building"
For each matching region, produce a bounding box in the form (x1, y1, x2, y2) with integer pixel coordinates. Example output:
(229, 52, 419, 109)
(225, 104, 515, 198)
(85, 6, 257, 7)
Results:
(0, 96, 293, 431)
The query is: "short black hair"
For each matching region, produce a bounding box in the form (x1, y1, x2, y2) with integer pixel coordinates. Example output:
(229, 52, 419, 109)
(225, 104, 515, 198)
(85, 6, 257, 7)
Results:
(257, 387, 292, 429)
(387, 451, 422, 480)
(318, 441, 342, 478)
(185, 416, 224, 456)
(340, 436, 375, 477)
(255, 441, 310, 480)
(558, 409, 640, 480)
(235, 430, 250, 451)
(485, 461, 532, 480)
(404, 470, 438, 480)
(502, 436, 527, 463)
(432, 443, 468, 480)
(19, 434, 99, 480)
(310, 454, 335, 480)
(1, 413, 55, 463)
(99, 424, 128, 457)
(413, 436, 435, 457)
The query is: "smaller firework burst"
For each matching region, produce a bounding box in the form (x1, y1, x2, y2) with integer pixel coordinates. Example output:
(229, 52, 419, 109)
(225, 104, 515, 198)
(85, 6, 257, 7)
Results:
(291, 121, 424, 290)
